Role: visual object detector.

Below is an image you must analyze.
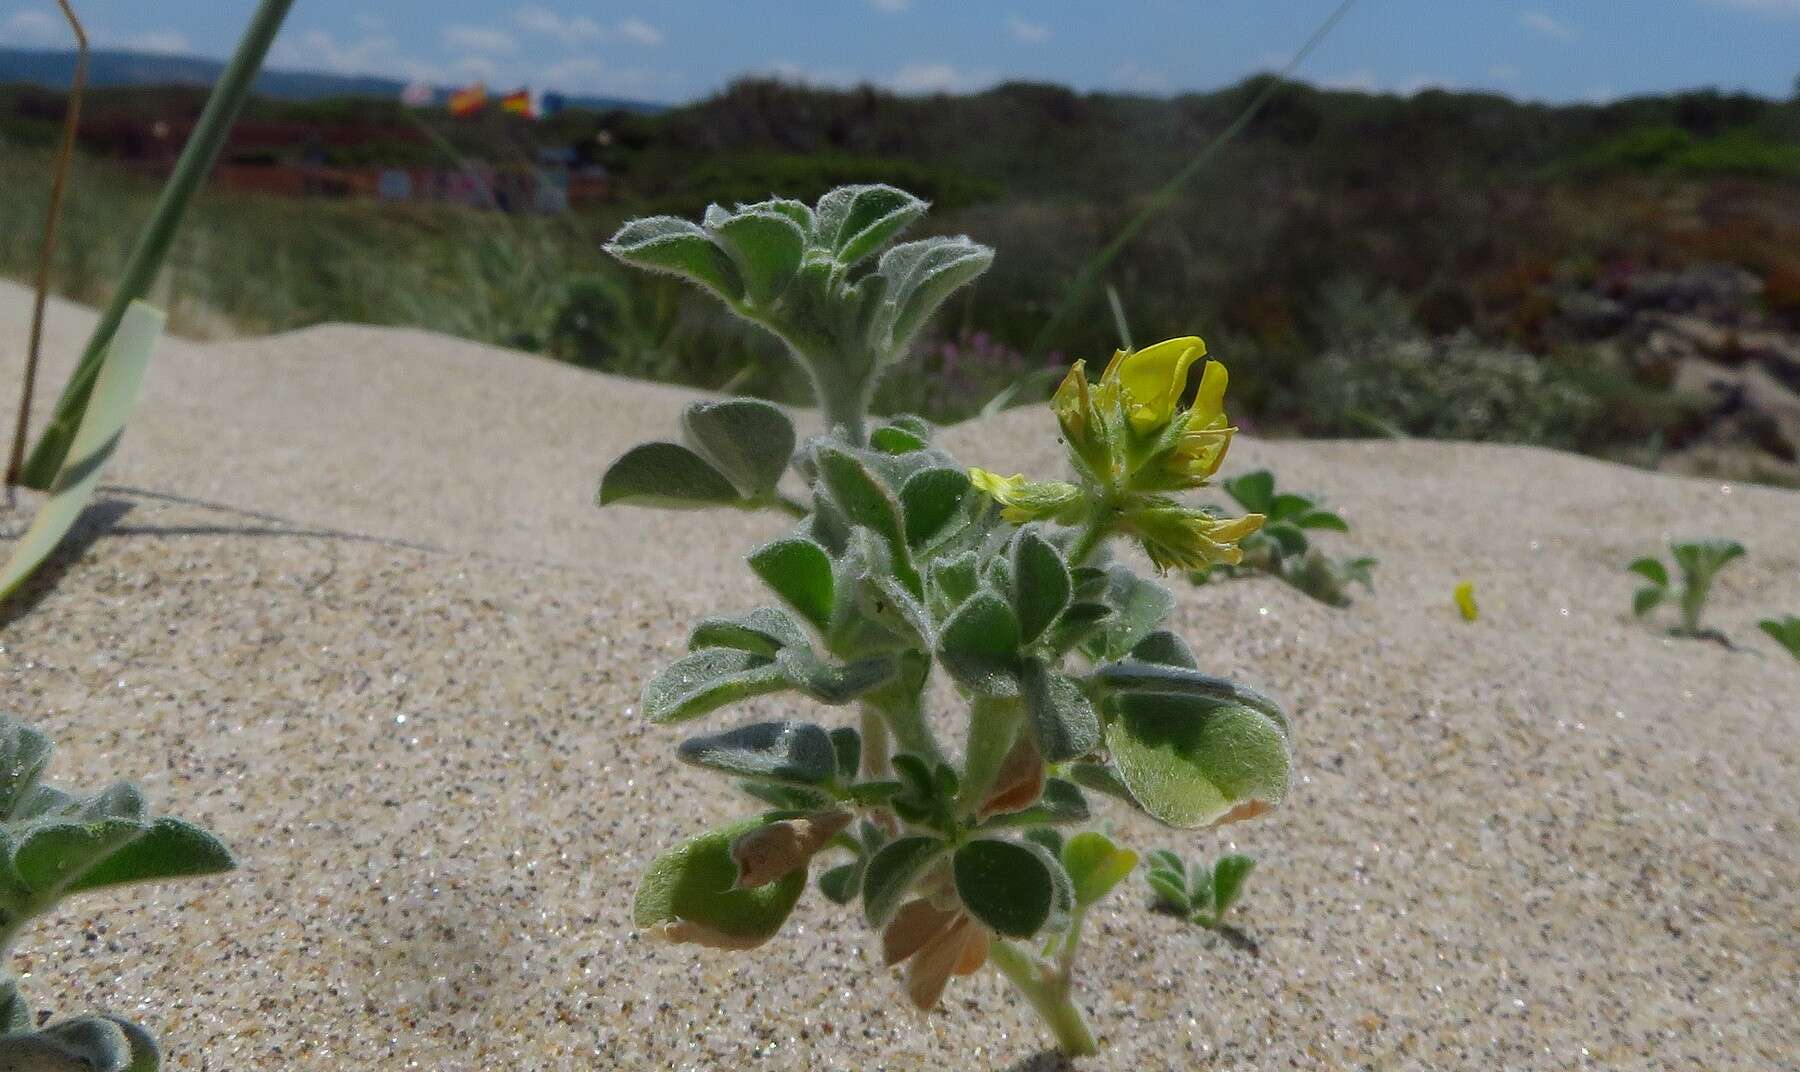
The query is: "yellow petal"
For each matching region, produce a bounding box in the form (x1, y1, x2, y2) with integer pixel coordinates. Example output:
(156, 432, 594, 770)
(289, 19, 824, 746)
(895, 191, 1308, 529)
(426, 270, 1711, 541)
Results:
(1454, 581, 1479, 622)
(1192, 360, 1229, 421)
(1117, 336, 1206, 433)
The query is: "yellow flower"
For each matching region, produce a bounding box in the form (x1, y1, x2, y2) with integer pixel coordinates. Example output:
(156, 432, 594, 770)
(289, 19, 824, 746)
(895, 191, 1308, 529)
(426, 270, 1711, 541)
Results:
(968, 467, 1084, 524)
(1101, 336, 1208, 434)
(1052, 360, 1112, 478)
(1454, 580, 1478, 622)
(1123, 502, 1265, 573)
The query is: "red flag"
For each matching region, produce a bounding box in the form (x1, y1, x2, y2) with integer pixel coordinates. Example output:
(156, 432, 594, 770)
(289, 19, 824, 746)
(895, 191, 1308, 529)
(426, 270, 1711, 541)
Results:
(499, 87, 534, 119)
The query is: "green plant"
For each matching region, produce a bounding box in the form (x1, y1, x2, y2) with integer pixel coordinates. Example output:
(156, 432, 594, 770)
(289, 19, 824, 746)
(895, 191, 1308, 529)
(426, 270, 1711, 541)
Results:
(0, 715, 234, 1069)
(600, 186, 1292, 1057)
(1145, 849, 1255, 929)
(1188, 469, 1376, 607)
(1758, 615, 1800, 660)
(1628, 539, 1746, 639)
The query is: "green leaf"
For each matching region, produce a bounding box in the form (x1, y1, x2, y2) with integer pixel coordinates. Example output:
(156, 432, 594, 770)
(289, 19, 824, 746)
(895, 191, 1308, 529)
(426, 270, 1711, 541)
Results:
(1670, 539, 1745, 581)
(928, 551, 980, 615)
(1044, 602, 1112, 655)
(1084, 566, 1175, 661)
(1105, 695, 1291, 829)
(829, 727, 862, 781)
(861, 835, 948, 927)
(63, 817, 232, 896)
(1021, 657, 1099, 762)
(899, 467, 971, 546)
(677, 722, 838, 786)
(1632, 585, 1666, 617)
(1061, 832, 1138, 907)
(1759, 615, 1800, 659)
(1295, 508, 1349, 533)
(874, 236, 995, 353)
(1626, 556, 1669, 587)
(1129, 630, 1197, 669)
(748, 537, 835, 633)
(1223, 470, 1275, 513)
(0, 978, 33, 1035)
(1092, 661, 1289, 733)
(682, 399, 796, 500)
(634, 821, 807, 949)
(12, 820, 145, 897)
(641, 648, 788, 724)
(870, 425, 929, 454)
(818, 185, 929, 266)
(606, 216, 742, 301)
(690, 607, 811, 657)
(819, 861, 863, 905)
(1211, 854, 1256, 915)
(953, 839, 1055, 938)
(1010, 529, 1071, 643)
(1147, 871, 1191, 912)
(1067, 761, 1133, 803)
(0, 719, 53, 818)
(1146, 849, 1184, 876)
(778, 648, 897, 704)
(599, 442, 740, 509)
(704, 207, 806, 306)
(938, 590, 1023, 697)
(814, 447, 914, 586)
(1261, 493, 1309, 523)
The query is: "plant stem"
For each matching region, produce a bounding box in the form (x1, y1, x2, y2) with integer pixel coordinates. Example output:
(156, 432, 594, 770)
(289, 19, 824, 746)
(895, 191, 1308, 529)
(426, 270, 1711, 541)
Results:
(19, 0, 296, 489)
(1068, 501, 1116, 567)
(956, 697, 1021, 816)
(988, 939, 1099, 1057)
(858, 707, 891, 779)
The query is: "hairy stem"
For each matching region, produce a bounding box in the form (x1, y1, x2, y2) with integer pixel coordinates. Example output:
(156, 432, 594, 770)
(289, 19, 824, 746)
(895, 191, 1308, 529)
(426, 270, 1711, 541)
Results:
(988, 939, 1099, 1057)
(858, 707, 891, 779)
(956, 697, 1021, 816)
(1068, 500, 1116, 568)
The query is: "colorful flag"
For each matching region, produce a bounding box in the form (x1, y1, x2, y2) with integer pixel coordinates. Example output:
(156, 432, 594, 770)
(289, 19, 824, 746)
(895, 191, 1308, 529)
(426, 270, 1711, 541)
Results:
(400, 80, 434, 108)
(499, 87, 534, 118)
(539, 92, 566, 118)
(448, 82, 488, 117)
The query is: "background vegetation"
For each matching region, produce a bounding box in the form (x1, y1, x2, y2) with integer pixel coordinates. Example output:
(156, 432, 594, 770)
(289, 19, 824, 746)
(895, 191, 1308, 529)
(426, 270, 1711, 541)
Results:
(3, 76, 1798, 478)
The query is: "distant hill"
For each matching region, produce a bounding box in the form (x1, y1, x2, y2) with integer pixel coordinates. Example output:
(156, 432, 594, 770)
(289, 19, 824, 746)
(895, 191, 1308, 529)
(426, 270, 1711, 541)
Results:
(0, 46, 665, 113)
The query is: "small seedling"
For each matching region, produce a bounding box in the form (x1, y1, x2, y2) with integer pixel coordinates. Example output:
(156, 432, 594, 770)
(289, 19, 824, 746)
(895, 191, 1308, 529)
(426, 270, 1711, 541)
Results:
(1189, 469, 1376, 607)
(600, 187, 1294, 1057)
(1759, 615, 1800, 661)
(0, 714, 235, 1070)
(1145, 849, 1255, 929)
(1628, 539, 1745, 640)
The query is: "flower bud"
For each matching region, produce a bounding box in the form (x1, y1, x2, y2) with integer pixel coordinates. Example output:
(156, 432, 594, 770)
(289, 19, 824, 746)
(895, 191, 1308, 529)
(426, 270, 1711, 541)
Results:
(968, 468, 1085, 524)
(1123, 501, 1265, 573)
(1052, 360, 1114, 479)
(729, 810, 852, 889)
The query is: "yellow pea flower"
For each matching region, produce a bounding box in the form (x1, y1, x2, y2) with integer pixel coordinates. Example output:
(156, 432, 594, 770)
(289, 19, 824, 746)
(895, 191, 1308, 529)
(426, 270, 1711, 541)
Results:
(1101, 336, 1208, 434)
(1122, 502, 1265, 573)
(969, 467, 1084, 524)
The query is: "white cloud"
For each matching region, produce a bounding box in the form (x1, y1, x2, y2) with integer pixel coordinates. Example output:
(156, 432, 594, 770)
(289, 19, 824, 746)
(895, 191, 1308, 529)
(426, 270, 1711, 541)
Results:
(274, 29, 401, 75)
(442, 24, 518, 55)
(1322, 69, 1379, 92)
(1704, 0, 1800, 12)
(1520, 10, 1575, 40)
(617, 17, 663, 45)
(130, 30, 190, 54)
(1007, 15, 1050, 43)
(515, 6, 603, 42)
(1, 8, 61, 45)
(869, 0, 909, 12)
(890, 61, 993, 94)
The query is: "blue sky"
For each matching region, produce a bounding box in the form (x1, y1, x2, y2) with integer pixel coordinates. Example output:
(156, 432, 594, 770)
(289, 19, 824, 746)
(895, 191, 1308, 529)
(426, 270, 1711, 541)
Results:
(2, 1, 1797, 104)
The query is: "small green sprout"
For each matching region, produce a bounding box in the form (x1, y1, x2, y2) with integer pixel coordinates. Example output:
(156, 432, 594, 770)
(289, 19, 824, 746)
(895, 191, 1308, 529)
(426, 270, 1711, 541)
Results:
(0, 714, 235, 1070)
(1188, 469, 1377, 607)
(1145, 849, 1256, 929)
(1759, 615, 1800, 661)
(1627, 539, 1745, 640)
(601, 187, 1295, 1058)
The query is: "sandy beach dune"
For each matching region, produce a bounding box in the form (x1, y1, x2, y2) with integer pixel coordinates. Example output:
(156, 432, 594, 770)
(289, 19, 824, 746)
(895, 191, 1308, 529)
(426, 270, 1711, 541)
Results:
(2, 280, 1796, 1069)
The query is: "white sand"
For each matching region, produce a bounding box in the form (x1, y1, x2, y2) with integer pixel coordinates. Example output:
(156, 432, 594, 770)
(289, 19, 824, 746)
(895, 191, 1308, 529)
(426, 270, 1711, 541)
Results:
(2, 281, 1796, 1069)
